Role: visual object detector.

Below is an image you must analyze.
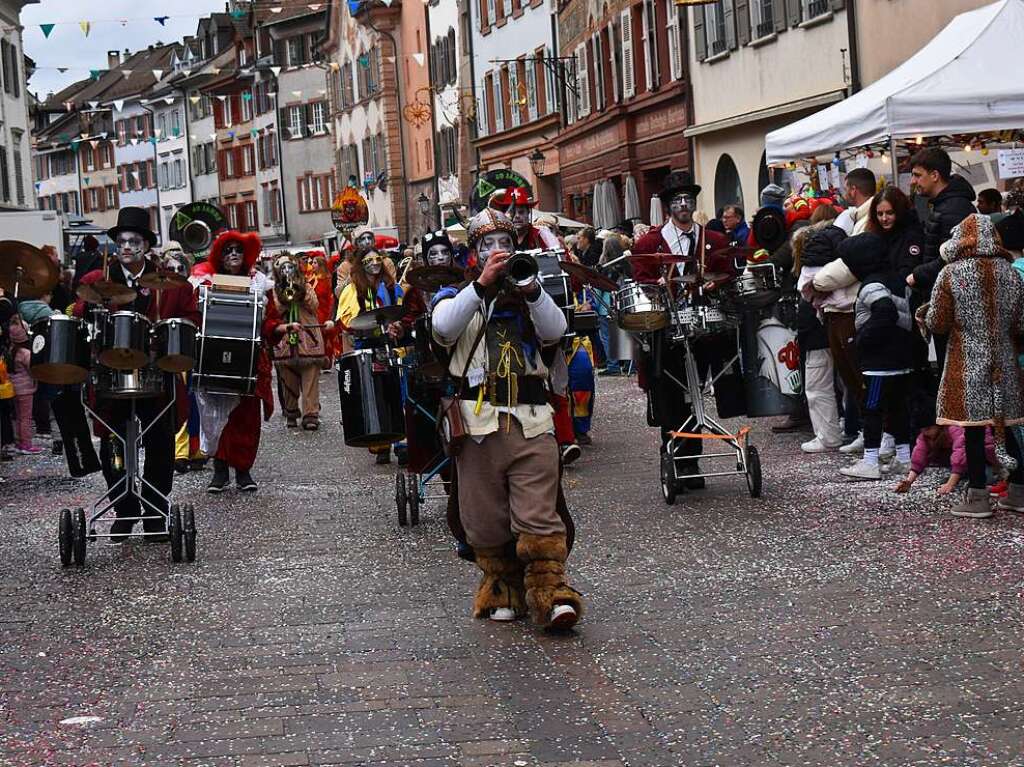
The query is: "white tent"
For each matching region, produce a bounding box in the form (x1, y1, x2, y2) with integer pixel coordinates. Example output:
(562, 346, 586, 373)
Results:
(765, 0, 1024, 164)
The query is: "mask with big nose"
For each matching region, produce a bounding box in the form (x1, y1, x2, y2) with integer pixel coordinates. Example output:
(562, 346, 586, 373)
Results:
(116, 232, 147, 266)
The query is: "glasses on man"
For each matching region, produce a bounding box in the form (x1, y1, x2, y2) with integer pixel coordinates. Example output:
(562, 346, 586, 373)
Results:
(117, 234, 146, 249)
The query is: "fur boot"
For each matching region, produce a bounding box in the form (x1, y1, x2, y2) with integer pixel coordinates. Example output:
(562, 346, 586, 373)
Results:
(472, 544, 526, 619)
(516, 533, 584, 626)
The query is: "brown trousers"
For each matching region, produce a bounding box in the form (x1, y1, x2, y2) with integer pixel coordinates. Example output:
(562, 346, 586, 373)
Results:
(825, 312, 863, 402)
(456, 415, 564, 549)
(276, 363, 321, 420)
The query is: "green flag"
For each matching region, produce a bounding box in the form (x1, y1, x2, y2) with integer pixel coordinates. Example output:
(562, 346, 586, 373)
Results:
(40, 24, 55, 38)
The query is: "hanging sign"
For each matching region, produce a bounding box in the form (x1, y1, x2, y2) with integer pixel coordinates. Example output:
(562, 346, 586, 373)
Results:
(470, 169, 532, 214)
(996, 148, 1024, 180)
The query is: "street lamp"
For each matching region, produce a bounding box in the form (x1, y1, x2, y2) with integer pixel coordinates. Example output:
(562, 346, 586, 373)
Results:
(417, 192, 431, 215)
(529, 148, 546, 177)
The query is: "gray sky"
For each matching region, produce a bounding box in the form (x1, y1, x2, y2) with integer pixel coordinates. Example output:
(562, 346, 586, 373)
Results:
(22, 0, 227, 99)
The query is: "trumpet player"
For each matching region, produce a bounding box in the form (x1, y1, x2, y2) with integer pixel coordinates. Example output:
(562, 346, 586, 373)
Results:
(264, 254, 330, 432)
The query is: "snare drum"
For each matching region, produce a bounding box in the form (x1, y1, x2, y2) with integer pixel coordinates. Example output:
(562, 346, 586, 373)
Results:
(99, 311, 151, 370)
(615, 280, 669, 332)
(671, 304, 733, 341)
(92, 366, 164, 400)
(29, 314, 90, 385)
(153, 318, 198, 373)
(730, 263, 780, 310)
(337, 349, 405, 447)
(194, 287, 263, 394)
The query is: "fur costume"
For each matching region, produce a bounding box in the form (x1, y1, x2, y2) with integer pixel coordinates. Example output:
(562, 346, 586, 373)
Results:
(472, 544, 526, 618)
(516, 533, 583, 625)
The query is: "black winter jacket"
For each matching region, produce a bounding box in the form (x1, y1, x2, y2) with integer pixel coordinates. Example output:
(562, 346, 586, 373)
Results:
(911, 175, 976, 292)
(879, 219, 925, 282)
(800, 224, 848, 268)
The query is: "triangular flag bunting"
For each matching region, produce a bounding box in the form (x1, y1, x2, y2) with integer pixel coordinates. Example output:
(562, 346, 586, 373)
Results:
(270, 6, 283, 13)
(152, 70, 164, 80)
(241, 91, 252, 101)
(216, 94, 227, 102)
(163, 96, 174, 105)
(348, 0, 361, 13)
(89, 140, 99, 149)
(57, 67, 67, 73)
(250, 128, 258, 137)
(229, 8, 246, 19)
(90, 69, 101, 80)
(381, 0, 393, 6)
(79, 21, 91, 36)
(87, 100, 99, 109)
(308, 3, 323, 9)
(189, 95, 201, 104)
(291, 90, 302, 98)
(113, 100, 124, 112)
(130, 138, 139, 146)
(154, 16, 169, 26)
(40, 24, 55, 38)
(209, 67, 221, 75)
(121, 69, 132, 78)
(270, 66, 281, 77)
(82, 176, 90, 185)
(411, 53, 424, 67)
(209, 133, 217, 140)
(100, 132, 108, 139)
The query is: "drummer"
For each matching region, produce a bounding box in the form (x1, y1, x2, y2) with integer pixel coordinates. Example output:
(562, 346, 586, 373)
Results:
(336, 248, 404, 464)
(632, 172, 733, 487)
(76, 206, 200, 541)
(191, 231, 274, 492)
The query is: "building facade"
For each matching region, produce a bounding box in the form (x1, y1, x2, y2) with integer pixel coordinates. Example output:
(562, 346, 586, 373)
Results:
(555, 0, 692, 225)
(684, 0, 850, 217)
(1, 0, 36, 210)
(151, 90, 191, 243)
(470, 0, 562, 209)
(398, 0, 437, 238)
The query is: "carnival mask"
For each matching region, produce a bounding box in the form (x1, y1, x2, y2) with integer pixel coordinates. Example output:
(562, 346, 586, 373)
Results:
(356, 232, 375, 251)
(277, 260, 299, 281)
(116, 232, 147, 265)
(426, 243, 453, 268)
(510, 205, 532, 232)
(222, 242, 246, 275)
(477, 232, 514, 266)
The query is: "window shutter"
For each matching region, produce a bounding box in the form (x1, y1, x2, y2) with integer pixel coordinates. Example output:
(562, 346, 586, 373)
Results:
(772, 0, 787, 31)
(666, 1, 683, 80)
(831, 0, 845, 9)
(508, 63, 521, 127)
(608, 24, 620, 103)
(736, 0, 751, 45)
(486, 0, 496, 28)
(786, 0, 801, 26)
(621, 9, 635, 97)
(492, 73, 504, 132)
(640, 3, 652, 92)
(575, 44, 590, 117)
(724, 0, 737, 50)
(525, 57, 538, 121)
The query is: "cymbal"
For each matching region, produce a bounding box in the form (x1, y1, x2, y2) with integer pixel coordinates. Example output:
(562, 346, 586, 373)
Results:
(628, 252, 694, 265)
(139, 271, 190, 290)
(714, 245, 758, 262)
(669, 274, 699, 284)
(348, 304, 407, 332)
(702, 272, 733, 283)
(405, 265, 463, 293)
(559, 260, 618, 292)
(0, 240, 59, 299)
(76, 280, 137, 306)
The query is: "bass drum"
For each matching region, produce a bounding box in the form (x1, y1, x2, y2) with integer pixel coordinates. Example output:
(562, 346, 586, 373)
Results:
(740, 315, 803, 417)
(337, 349, 405, 447)
(30, 314, 90, 385)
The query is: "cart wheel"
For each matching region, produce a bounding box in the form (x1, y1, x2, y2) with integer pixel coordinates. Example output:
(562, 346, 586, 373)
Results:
(182, 504, 197, 563)
(746, 445, 762, 499)
(407, 474, 420, 526)
(395, 472, 408, 527)
(168, 505, 183, 563)
(58, 509, 73, 567)
(72, 508, 87, 567)
(660, 453, 677, 506)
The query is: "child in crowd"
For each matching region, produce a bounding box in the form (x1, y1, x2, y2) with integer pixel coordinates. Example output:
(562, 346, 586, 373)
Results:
(7, 318, 41, 455)
(894, 424, 999, 495)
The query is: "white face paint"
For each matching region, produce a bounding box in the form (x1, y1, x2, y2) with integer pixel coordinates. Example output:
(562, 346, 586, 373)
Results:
(669, 193, 695, 226)
(477, 232, 514, 266)
(116, 232, 147, 266)
(356, 233, 375, 251)
(222, 243, 245, 275)
(362, 254, 383, 277)
(510, 205, 532, 232)
(277, 261, 299, 281)
(426, 243, 453, 267)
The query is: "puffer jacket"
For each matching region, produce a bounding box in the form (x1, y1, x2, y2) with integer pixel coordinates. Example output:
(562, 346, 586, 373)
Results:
(879, 217, 925, 282)
(795, 222, 858, 313)
(911, 175, 976, 293)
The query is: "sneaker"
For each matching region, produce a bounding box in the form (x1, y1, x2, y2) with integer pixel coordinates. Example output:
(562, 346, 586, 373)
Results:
(548, 604, 578, 630)
(597, 368, 619, 377)
(575, 432, 592, 446)
(989, 480, 1008, 498)
(561, 444, 581, 466)
(801, 437, 841, 454)
(489, 607, 516, 622)
(883, 459, 910, 477)
(839, 434, 865, 454)
(235, 469, 258, 492)
(207, 459, 229, 493)
(15, 444, 43, 455)
(879, 433, 896, 462)
(952, 488, 993, 519)
(840, 459, 881, 480)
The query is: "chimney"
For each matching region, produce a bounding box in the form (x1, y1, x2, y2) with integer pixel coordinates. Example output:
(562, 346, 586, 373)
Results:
(107, 50, 121, 69)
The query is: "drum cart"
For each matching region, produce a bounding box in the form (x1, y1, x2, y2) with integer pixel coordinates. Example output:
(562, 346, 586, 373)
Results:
(58, 384, 197, 566)
(658, 307, 762, 506)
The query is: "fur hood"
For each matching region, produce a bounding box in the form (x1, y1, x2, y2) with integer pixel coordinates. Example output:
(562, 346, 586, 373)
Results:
(208, 230, 262, 273)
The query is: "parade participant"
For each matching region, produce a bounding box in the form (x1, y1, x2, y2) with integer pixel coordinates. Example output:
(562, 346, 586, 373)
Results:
(191, 231, 273, 492)
(77, 207, 200, 539)
(491, 187, 560, 251)
(264, 254, 328, 432)
(301, 251, 340, 360)
(431, 209, 583, 630)
(399, 230, 457, 325)
(337, 248, 404, 462)
(632, 171, 733, 486)
(336, 226, 397, 295)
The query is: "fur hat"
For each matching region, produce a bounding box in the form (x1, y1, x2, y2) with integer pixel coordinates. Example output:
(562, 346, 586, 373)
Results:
(209, 230, 262, 273)
(940, 214, 1008, 263)
(467, 209, 516, 250)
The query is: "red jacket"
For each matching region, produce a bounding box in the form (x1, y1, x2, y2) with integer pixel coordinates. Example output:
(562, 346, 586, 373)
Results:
(631, 224, 733, 284)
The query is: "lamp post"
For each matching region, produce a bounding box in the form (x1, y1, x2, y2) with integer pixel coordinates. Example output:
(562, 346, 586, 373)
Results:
(529, 148, 546, 178)
(417, 192, 433, 233)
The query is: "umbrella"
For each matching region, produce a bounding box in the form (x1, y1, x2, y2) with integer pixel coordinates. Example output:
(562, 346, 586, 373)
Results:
(533, 210, 588, 231)
(604, 181, 622, 228)
(624, 174, 641, 221)
(592, 182, 605, 228)
(649, 195, 664, 227)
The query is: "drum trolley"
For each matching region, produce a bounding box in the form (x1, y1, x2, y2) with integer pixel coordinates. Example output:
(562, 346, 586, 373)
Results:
(58, 384, 197, 566)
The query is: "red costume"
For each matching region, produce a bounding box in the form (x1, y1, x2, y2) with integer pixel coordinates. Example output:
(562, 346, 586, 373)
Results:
(631, 224, 733, 285)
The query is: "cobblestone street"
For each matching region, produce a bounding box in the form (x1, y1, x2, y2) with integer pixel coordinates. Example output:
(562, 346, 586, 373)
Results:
(3, 373, 1024, 767)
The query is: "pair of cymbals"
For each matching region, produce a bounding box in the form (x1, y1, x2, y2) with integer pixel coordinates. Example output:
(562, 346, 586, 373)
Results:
(558, 261, 618, 292)
(349, 304, 407, 332)
(76, 270, 190, 306)
(0, 240, 59, 299)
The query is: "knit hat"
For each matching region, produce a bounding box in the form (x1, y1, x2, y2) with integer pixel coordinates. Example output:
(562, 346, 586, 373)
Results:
(760, 183, 786, 209)
(939, 214, 1008, 263)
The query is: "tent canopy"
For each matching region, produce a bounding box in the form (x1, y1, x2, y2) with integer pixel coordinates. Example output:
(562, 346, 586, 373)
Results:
(765, 0, 1024, 164)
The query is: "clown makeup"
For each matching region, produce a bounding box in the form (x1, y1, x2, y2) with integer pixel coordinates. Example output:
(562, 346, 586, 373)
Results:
(356, 232, 375, 251)
(163, 254, 188, 276)
(116, 232, 147, 266)
(277, 260, 299, 281)
(477, 231, 514, 266)
(510, 205, 532, 231)
(222, 242, 246, 275)
(426, 243, 453, 267)
(668, 194, 695, 226)
(362, 253, 384, 277)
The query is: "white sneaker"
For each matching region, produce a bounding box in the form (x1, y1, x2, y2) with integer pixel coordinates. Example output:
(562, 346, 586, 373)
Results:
(840, 459, 881, 480)
(839, 434, 864, 454)
(880, 433, 896, 461)
(489, 607, 516, 622)
(801, 437, 841, 453)
(549, 604, 578, 630)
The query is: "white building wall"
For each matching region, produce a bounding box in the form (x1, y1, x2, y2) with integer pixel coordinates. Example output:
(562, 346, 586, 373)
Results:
(0, 0, 34, 210)
(153, 100, 192, 244)
(188, 110, 219, 204)
(113, 101, 160, 220)
(428, 0, 462, 206)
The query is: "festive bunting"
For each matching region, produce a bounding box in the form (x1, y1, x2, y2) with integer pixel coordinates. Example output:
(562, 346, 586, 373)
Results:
(57, 67, 67, 73)
(122, 70, 133, 78)
(113, 100, 124, 112)
(189, 95, 201, 104)
(130, 138, 138, 146)
(87, 100, 99, 109)
(291, 90, 302, 98)
(229, 8, 246, 19)
(242, 92, 252, 101)
(348, 0, 361, 14)
(79, 21, 91, 36)
(163, 96, 174, 105)
(154, 16, 169, 25)
(152, 69, 164, 80)
(270, 66, 281, 77)
(82, 176, 90, 184)
(269, 7, 283, 13)
(90, 69, 101, 80)
(40, 24, 55, 38)
(309, 3, 323, 9)
(411, 53, 424, 67)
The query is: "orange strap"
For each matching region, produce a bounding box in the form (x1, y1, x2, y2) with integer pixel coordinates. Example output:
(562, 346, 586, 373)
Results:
(668, 426, 751, 441)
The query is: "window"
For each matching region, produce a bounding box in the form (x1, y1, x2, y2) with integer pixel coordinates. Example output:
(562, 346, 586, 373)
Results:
(481, 73, 493, 136)
(641, 0, 659, 91)
(106, 185, 117, 208)
(714, 154, 743, 213)
(340, 144, 360, 186)
(288, 105, 304, 138)
(341, 62, 354, 107)
(373, 134, 386, 180)
(245, 201, 258, 230)
(666, 0, 685, 80)
(705, 1, 728, 56)
(287, 36, 306, 67)
(241, 93, 253, 122)
(159, 162, 169, 189)
(486, 0, 496, 28)
(242, 144, 255, 175)
(311, 102, 327, 134)
(174, 159, 184, 187)
(508, 64, 521, 128)
(2, 39, 20, 98)
(438, 126, 458, 179)
(492, 71, 504, 132)
(802, 0, 830, 20)
(502, 0, 512, 19)
(574, 44, 590, 119)
(224, 149, 235, 178)
(228, 204, 239, 229)
(524, 56, 538, 122)
(263, 185, 283, 226)
(0, 146, 9, 202)
(591, 35, 605, 112)
(11, 131, 23, 205)
(751, 0, 774, 38)
(543, 47, 557, 115)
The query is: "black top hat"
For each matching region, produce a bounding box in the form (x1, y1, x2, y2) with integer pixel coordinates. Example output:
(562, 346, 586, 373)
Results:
(108, 206, 157, 247)
(658, 170, 702, 205)
(752, 206, 788, 253)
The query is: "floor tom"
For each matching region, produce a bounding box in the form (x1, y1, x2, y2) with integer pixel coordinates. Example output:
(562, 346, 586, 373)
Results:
(98, 311, 151, 370)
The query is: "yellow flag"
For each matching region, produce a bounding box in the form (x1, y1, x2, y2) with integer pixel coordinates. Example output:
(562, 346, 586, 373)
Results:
(79, 21, 91, 36)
